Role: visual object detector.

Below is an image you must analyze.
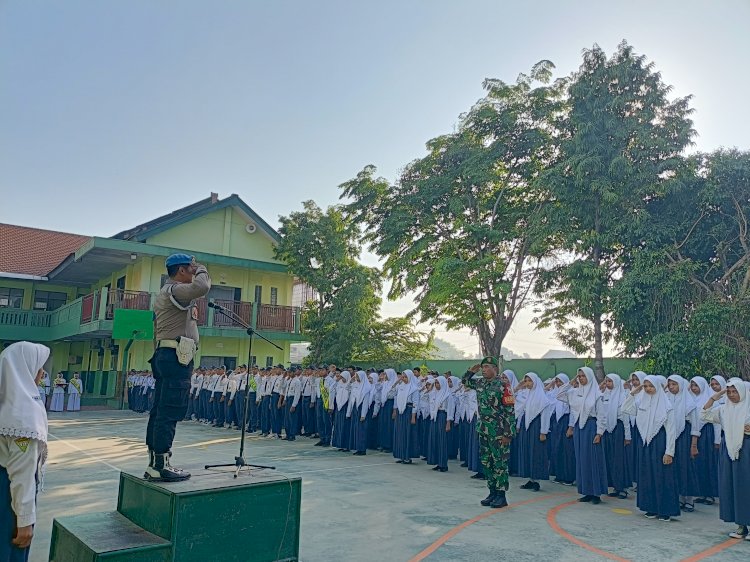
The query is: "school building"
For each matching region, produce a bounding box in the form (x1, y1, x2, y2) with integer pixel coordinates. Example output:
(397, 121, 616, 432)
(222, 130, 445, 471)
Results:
(0, 193, 306, 406)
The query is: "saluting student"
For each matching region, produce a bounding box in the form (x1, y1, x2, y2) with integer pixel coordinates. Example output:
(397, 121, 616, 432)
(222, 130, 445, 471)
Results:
(622, 375, 680, 522)
(393, 370, 420, 464)
(516, 372, 553, 492)
(601, 374, 632, 499)
(558, 367, 608, 504)
(689, 377, 720, 505)
(667, 374, 700, 512)
(347, 371, 372, 455)
(700, 378, 750, 540)
(379, 369, 399, 453)
(332, 371, 352, 451)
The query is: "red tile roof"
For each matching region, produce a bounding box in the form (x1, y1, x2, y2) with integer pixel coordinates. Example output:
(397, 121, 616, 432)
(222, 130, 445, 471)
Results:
(0, 224, 90, 277)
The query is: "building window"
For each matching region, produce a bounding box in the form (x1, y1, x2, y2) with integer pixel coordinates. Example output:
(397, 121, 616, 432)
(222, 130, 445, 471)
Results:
(265, 356, 273, 367)
(33, 290, 67, 311)
(0, 287, 24, 309)
(254, 285, 262, 304)
(270, 287, 278, 306)
(250, 355, 257, 367)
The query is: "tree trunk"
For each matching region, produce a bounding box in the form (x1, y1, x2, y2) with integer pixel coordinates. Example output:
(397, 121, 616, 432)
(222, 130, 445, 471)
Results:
(592, 314, 605, 383)
(478, 319, 504, 359)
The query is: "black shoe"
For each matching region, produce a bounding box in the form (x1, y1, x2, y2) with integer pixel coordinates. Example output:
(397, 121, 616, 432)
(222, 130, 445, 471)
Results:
(578, 495, 593, 502)
(520, 480, 535, 490)
(432, 466, 440, 471)
(591, 496, 601, 505)
(531, 482, 541, 492)
(480, 489, 497, 506)
(314, 441, 324, 446)
(403, 459, 413, 465)
(145, 453, 190, 482)
(471, 473, 486, 480)
(490, 491, 508, 509)
(396, 459, 404, 464)
(460, 462, 468, 468)
(607, 491, 620, 497)
(438, 467, 448, 472)
(353, 451, 366, 456)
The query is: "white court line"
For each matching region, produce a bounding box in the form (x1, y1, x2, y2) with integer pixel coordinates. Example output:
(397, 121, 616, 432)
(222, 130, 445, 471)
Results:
(286, 461, 398, 475)
(47, 433, 123, 473)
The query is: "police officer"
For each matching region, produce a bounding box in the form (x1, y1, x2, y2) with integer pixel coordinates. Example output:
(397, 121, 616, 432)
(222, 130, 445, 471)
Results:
(462, 356, 516, 509)
(144, 254, 211, 482)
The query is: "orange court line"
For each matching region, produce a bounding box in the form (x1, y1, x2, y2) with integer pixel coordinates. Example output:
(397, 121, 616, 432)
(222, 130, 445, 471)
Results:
(546, 500, 631, 562)
(680, 538, 740, 562)
(408, 492, 573, 562)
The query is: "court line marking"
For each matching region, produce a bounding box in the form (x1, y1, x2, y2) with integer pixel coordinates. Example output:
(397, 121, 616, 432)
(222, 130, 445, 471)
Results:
(47, 433, 123, 472)
(680, 538, 741, 562)
(547, 500, 631, 562)
(408, 492, 573, 562)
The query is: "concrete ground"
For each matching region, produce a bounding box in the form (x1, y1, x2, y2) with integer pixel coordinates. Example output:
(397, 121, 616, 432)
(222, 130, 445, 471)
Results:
(31, 410, 749, 562)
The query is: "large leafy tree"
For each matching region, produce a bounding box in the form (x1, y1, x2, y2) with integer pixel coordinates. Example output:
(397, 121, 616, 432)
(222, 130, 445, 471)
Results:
(536, 42, 694, 380)
(612, 150, 750, 379)
(275, 200, 434, 365)
(341, 62, 564, 357)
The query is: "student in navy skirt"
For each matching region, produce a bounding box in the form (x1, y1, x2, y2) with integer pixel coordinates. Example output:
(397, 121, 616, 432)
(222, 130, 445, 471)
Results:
(689, 377, 720, 504)
(367, 371, 382, 449)
(332, 371, 352, 451)
(601, 374, 632, 499)
(626, 371, 647, 485)
(558, 367, 608, 504)
(700, 378, 750, 540)
(516, 373, 553, 492)
(393, 370, 420, 464)
(666, 374, 701, 512)
(622, 375, 680, 521)
(378, 369, 399, 453)
(446, 375, 462, 461)
(500, 370, 523, 477)
(417, 377, 434, 460)
(427, 376, 453, 472)
(547, 374, 576, 485)
(347, 371, 373, 455)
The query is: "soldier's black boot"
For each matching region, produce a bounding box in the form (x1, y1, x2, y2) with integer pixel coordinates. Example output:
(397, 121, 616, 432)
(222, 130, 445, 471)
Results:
(480, 487, 497, 506)
(143, 449, 156, 480)
(490, 490, 508, 509)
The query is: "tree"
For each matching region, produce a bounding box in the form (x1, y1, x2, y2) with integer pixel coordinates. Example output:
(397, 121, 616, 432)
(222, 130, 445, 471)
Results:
(275, 201, 381, 365)
(612, 150, 750, 379)
(536, 42, 694, 380)
(341, 62, 564, 357)
(275, 200, 435, 366)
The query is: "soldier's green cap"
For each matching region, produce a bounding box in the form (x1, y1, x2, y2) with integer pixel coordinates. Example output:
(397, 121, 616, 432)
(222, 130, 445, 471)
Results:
(480, 356, 499, 366)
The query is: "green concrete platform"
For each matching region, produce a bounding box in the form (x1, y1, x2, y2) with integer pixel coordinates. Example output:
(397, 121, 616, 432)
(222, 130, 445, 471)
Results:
(49, 468, 301, 562)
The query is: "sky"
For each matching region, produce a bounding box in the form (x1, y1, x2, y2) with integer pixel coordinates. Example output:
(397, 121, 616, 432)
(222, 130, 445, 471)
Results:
(2, 0, 749, 358)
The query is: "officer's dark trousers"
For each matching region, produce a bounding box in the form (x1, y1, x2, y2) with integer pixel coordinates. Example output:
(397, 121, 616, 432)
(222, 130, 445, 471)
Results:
(146, 348, 191, 455)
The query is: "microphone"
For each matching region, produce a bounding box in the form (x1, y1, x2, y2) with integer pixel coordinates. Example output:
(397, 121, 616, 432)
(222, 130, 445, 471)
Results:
(207, 301, 224, 310)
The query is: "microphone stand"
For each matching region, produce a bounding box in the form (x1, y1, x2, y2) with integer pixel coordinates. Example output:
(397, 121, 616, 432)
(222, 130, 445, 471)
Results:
(204, 301, 282, 477)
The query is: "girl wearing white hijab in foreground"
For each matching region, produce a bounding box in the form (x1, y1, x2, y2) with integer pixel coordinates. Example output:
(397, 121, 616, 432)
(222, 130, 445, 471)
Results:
(622, 375, 680, 521)
(332, 371, 351, 451)
(689, 377, 720, 505)
(548, 374, 575, 486)
(347, 371, 372, 455)
(516, 373, 553, 492)
(558, 367, 608, 504)
(700, 378, 750, 540)
(666, 375, 700, 512)
(0, 341, 51, 560)
(392, 370, 420, 464)
(601, 374, 632, 499)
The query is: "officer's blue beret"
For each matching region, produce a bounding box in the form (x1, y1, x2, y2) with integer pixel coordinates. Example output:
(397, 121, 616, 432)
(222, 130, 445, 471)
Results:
(165, 253, 192, 267)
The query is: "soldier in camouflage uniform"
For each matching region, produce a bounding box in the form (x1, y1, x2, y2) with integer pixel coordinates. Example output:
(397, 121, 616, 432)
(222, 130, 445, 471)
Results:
(462, 356, 516, 508)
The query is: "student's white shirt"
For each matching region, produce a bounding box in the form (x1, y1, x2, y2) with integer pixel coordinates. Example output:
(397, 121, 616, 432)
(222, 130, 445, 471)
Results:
(0, 435, 39, 527)
(286, 378, 302, 407)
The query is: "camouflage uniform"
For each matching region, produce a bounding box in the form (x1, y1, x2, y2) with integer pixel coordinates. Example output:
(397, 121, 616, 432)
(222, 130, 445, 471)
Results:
(463, 371, 516, 491)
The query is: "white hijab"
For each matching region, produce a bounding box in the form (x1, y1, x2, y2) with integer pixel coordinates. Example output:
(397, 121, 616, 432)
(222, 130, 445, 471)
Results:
(667, 374, 696, 437)
(636, 375, 673, 445)
(553, 374, 570, 421)
(352, 370, 372, 407)
(395, 370, 419, 414)
(602, 374, 625, 433)
(722, 378, 750, 461)
(711, 375, 727, 405)
(521, 373, 550, 429)
(381, 368, 398, 403)
(335, 371, 351, 411)
(0, 342, 50, 443)
(690, 377, 713, 409)
(570, 367, 601, 429)
(430, 376, 450, 420)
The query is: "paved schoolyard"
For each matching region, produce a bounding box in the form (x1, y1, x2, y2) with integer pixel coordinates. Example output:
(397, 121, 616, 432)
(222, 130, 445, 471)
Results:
(31, 410, 749, 561)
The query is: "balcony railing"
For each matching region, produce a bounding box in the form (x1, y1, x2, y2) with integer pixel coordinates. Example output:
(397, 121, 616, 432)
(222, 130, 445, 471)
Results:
(257, 304, 298, 332)
(0, 308, 51, 328)
(81, 292, 100, 324)
(106, 290, 151, 320)
(212, 299, 252, 328)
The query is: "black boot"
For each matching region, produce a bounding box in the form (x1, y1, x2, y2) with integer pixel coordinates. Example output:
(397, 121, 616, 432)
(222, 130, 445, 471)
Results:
(145, 452, 191, 482)
(490, 490, 508, 509)
(480, 488, 497, 506)
(471, 472, 486, 480)
(143, 449, 156, 480)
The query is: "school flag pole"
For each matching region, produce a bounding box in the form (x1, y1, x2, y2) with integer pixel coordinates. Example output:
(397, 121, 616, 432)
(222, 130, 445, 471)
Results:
(204, 301, 281, 477)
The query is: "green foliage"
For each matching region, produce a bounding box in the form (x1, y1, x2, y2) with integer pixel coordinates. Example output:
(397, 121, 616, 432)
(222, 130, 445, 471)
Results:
(612, 149, 750, 378)
(536, 41, 695, 379)
(341, 62, 565, 357)
(275, 200, 434, 366)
